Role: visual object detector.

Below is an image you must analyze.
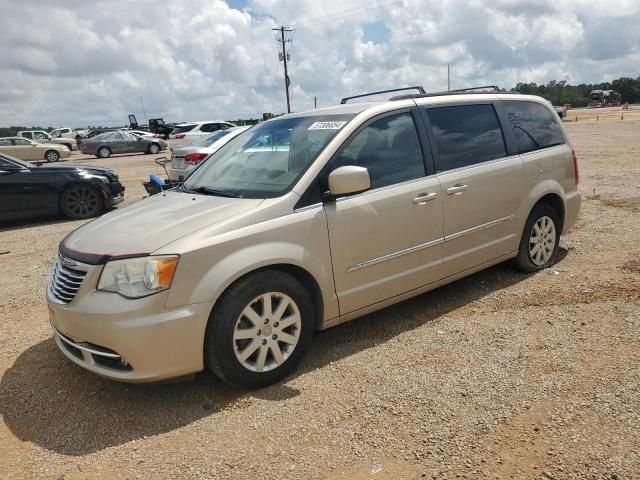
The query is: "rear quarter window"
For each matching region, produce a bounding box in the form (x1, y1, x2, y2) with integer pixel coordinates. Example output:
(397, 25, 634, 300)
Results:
(504, 101, 565, 153)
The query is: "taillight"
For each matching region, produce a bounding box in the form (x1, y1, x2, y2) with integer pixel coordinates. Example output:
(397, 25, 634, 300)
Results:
(184, 153, 208, 165)
(572, 149, 579, 185)
(175, 134, 186, 139)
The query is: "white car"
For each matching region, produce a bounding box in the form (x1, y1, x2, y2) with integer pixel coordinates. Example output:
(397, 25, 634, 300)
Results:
(17, 130, 77, 151)
(168, 126, 250, 181)
(50, 127, 79, 140)
(168, 120, 236, 149)
(122, 129, 157, 138)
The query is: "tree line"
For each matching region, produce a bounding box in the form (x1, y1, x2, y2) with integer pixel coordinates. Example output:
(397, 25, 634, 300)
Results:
(513, 76, 640, 107)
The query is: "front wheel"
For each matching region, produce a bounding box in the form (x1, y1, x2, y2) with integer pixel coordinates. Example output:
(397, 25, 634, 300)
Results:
(515, 204, 561, 272)
(45, 150, 60, 162)
(148, 143, 160, 154)
(60, 184, 103, 219)
(205, 270, 315, 388)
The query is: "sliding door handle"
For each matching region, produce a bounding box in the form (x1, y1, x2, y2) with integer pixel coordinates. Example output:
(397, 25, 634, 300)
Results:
(446, 184, 468, 195)
(413, 192, 439, 204)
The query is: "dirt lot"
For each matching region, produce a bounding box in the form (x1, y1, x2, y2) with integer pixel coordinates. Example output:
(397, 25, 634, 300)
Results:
(1, 112, 639, 479)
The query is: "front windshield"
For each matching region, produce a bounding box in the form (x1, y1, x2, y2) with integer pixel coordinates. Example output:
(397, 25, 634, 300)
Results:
(192, 129, 233, 147)
(183, 114, 354, 198)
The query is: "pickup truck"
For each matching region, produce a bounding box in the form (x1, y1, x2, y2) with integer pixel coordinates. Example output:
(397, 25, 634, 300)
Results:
(17, 130, 77, 151)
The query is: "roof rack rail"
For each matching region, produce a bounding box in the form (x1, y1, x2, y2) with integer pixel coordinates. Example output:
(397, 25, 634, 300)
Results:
(449, 85, 501, 93)
(340, 86, 426, 104)
(390, 85, 517, 101)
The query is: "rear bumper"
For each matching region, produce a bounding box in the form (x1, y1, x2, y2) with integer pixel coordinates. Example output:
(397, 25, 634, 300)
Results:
(563, 190, 581, 232)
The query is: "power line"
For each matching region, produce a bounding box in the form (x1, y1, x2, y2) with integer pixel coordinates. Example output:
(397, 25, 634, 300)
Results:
(273, 26, 293, 113)
(291, 0, 404, 29)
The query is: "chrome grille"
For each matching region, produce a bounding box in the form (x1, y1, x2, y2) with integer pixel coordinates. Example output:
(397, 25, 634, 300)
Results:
(48, 255, 89, 304)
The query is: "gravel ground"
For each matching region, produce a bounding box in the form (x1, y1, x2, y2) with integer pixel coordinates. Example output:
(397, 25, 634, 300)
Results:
(1, 114, 639, 479)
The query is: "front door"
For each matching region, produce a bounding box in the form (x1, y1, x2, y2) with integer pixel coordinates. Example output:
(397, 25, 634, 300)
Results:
(324, 110, 444, 315)
(11, 138, 41, 161)
(423, 103, 526, 277)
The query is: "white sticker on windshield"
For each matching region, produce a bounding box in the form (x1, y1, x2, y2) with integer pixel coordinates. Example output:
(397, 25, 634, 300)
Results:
(307, 121, 347, 130)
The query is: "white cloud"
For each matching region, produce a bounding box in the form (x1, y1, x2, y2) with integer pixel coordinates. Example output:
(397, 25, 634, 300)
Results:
(0, 0, 638, 126)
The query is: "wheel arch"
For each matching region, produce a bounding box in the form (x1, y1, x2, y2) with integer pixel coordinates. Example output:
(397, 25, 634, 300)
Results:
(533, 193, 565, 232)
(207, 263, 325, 331)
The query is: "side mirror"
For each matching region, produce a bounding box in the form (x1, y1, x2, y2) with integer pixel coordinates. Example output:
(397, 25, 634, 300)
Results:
(327, 165, 371, 197)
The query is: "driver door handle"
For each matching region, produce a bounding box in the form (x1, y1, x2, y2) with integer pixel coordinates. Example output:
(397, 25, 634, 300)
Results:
(413, 192, 439, 204)
(447, 184, 468, 195)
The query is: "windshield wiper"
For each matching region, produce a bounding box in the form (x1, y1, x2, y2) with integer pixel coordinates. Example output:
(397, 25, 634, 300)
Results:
(182, 186, 240, 198)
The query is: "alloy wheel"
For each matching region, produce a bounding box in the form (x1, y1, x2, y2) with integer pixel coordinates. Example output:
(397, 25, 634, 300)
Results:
(233, 292, 302, 373)
(529, 215, 557, 266)
(64, 186, 100, 218)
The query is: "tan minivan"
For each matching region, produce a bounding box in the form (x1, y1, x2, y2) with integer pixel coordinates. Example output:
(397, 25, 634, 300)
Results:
(47, 87, 580, 387)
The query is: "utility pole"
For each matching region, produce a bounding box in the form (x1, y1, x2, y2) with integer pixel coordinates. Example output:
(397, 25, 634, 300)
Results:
(314, 96, 317, 108)
(273, 26, 293, 113)
(140, 96, 148, 125)
(447, 64, 451, 91)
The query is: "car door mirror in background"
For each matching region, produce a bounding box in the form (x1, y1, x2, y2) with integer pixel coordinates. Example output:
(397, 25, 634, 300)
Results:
(327, 165, 371, 197)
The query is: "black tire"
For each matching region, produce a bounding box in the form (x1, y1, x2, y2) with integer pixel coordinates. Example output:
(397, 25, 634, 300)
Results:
(514, 203, 561, 273)
(148, 143, 160, 154)
(60, 184, 103, 220)
(97, 146, 111, 158)
(45, 150, 60, 162)
(205, 270, 315, 388)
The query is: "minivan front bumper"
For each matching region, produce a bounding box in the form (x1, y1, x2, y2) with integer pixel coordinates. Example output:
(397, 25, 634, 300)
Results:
(47, 288, 211, 383)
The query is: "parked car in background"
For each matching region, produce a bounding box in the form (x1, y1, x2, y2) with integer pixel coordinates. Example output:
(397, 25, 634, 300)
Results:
(169, 120, 236, 148)
(50, 128, 80, 140)
(123, 129, 158, 138)
(17, 130, 77, 151)
(0, 153, 124, 221)
(168, 126, 250, 181)
(46, 88, 580, 387)
(79, 131, 168, 158)
(553, 105, 567, 118)
(0, 137, 70, 162)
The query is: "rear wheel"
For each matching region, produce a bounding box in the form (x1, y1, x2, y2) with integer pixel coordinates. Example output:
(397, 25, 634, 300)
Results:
(97, 146, 111, 158)
(205, 270, 315, 388)
(148, 143, 160, 154)
(45, 150, 60, 162)
(515, 204, 561, 272)
(60, 184, 103, 219)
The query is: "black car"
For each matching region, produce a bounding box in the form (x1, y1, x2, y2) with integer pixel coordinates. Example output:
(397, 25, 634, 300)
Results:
(0, 153, 125, 221)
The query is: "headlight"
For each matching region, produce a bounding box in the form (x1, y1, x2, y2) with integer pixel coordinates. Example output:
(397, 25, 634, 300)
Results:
(97, 255, 179, 298)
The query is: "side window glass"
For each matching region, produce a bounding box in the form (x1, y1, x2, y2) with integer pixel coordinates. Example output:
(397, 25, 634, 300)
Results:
(504, 101, 565, 153)
(22, 132, 32, 139)
(200, 123, 219, 133)
(427, 104, 506, 172)
(332, 112, 425, 189)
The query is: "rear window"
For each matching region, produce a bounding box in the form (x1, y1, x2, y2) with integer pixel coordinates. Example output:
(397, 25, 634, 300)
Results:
(171, 125, 196, 135)
(504, 101, 565, 153)
(426, 104, 507, 172)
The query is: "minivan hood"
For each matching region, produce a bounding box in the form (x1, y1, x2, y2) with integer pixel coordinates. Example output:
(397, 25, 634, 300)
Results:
(62, 191, 263, 261)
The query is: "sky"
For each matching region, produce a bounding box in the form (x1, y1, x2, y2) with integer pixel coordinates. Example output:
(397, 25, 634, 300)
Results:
(0, 0, 638, 127)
